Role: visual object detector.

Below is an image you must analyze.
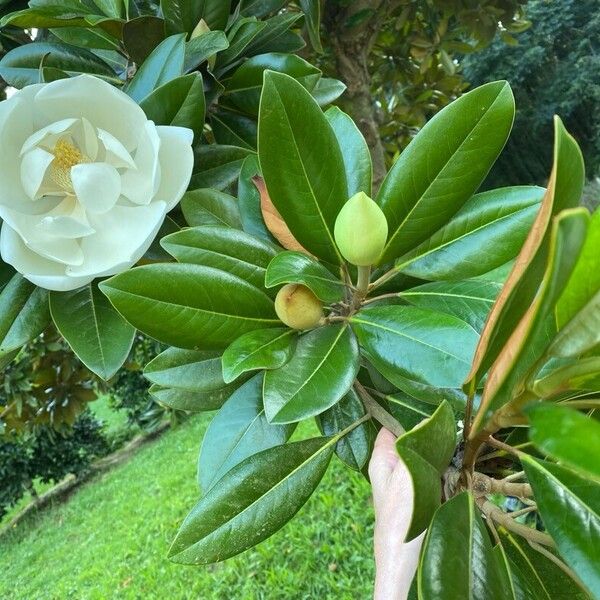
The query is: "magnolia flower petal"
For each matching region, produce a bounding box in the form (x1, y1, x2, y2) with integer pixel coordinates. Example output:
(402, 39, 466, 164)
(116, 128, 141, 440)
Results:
(97, 128, 135, 169)
(71, 162, 121, 214)
(66, 201, 166, 278)
(20, 147, 55, 200)
(33, 75, 147, 151)
(155, 126, 194, 211)
(20, 117, 77, 155)
(120, 121, 161, 206)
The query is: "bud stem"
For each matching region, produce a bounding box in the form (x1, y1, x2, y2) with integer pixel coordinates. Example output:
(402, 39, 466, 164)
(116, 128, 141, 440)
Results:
(352, 265, 371, 310)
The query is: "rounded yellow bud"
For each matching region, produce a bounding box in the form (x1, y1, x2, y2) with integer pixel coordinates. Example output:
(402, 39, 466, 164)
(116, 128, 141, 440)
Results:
(274, 283, 324, 330)
(334, 192, 388, 266)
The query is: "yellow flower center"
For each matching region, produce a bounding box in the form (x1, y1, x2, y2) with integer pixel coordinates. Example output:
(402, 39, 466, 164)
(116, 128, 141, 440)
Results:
(50, 139, 89, 191)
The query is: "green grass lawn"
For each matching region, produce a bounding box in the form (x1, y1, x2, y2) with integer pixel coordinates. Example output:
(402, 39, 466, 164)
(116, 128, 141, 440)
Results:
(0, 414, 375, 599)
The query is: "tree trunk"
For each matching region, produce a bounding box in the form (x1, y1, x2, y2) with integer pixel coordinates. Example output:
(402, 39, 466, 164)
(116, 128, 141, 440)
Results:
(324, 1, 391, 192)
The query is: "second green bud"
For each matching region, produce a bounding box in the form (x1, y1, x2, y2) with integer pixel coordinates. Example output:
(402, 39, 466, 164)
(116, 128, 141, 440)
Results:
(334, 192, 388, 266)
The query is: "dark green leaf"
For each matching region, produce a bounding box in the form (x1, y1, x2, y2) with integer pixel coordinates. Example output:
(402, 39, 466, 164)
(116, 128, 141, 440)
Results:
(198, 373, 296, 491)
(238, 154, 275, 241)
(527, 404, 600, 481)
(168, 436, 334, 564)
(523, 457, 600, 596)
(210, 108, 257, 149)
(241, 13, 304, 58)
(399, 279, 502, 333)
(350, 305, 479, 392)
(395, 186, 543, 281)
(239, 0, 287, 18)
(385, 392, 436, 430)
(0, 42, 116, 88)
(299, 0, 322, 52)
(162, 225, 278, 289)
(184, 30, 229, 72)
(318, 388, 374, 471)
(325, 106, 372, 197)
(52, 26, 121, 51)
(99, 263, 279, 349)
(161, 0, 230, 34)
(150, 383, 233, 411)
(263, 324, 359, 423)
(49, 284, 135, 380)
(221, 327, 296, 383)
(265, 251, 345, 304)
(214, 18, 267, 73)
(395, 401, 455, 539)
(123, 16, 166, 64)
(418, 492, 507, 600)
(139, 72, 205, 137)
(377, 81, 515, 264)
(125, 33, 185, 102)
(258, 71, 348, 264)
(180, 188, 242, 228)
(0, 274, 49, 359)
(190, 144, 254, 190)
(223, 52, 320, 117)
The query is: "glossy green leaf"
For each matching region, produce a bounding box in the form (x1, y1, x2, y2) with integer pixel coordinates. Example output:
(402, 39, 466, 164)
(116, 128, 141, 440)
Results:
(161, 0, 230, 34)
(210, 108, 256, 149)
(122, 16, 166, 64)
(399, 279, 502, 333)
(168, 436, 334, 564)
(299, 0, 322, 52)
(498, 529, 589, 599)
(161, 226, 278, 289)
(263, 324, 359, 423)
(385, 392, 435, 431)
(214, 18, 267, 72)
(52, 26, 122, 51)
(523, 457, 600, 596)
(474, 208, 589, 432)
(149, 383, 233, 412)
(395, 401, 455, 540)
(258, 71, 348, 264)
(265, 251, 345, 304)
(325, 106, 372, 197)
(465, 117, 585, 392)
(221, 327, 296, 383)
(198, 373, 296, 491)
(0, 274, 49, 359)
(312, 77, 346, 107)
(223, 53, 320, 117)
(377, 81, 515, 265)
(184, 30, 229, 72)
(139, 72, 205, 137)
(237, 154, 275, 241)
(350, 305, 479, 391)
(527, 404, 600, 480)
(395, 186, 543, 281)
(531, 356, 600, 396)
(556, 208, 600, 329)
(0, 7, 122, 37)
(239, 0, 287, 18)
(241, 12, 304, 58)
(125, 34, 185, 102)
(180, 188, 242, 228)
(49, 284, 135, 380)
(418, 492, 507, 600)
(318, 388, 374, 471)
(100, 263, 279, 349)
(0, 42, 116, 88)
(190, 145, 254, 190)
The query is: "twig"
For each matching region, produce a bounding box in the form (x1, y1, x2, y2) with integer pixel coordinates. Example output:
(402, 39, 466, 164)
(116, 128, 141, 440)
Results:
(502, 470, 525, 482)
(354, 381, 405, 437)
(362, 292, 399, 305)
(351, 265, 371, 310)
(472, 472, 533, 498)
(507, 505, 538, 519)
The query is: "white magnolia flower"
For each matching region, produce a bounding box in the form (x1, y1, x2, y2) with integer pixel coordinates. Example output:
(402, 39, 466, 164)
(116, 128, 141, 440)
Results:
(0, 74, 194, 291)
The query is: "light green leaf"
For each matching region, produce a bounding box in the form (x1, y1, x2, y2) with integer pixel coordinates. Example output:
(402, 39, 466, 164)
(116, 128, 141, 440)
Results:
(180, 188, 242, 228)
(263, 324, 359, 423)
(184, 30, 229, 72)
(198, 373, 296, 491)
(237, 155, 275, 242)
(125, 34, 185, 102)
(149, 383, 233, 412)
(49, 284, 135, 380)
(161, 226, 278, 289)
(258, 71, 348, 264)
(168, 436, 335, 564)
(221, 327, 296, 383)
(312, 77, 346, 106)
(325, 106, 372, 197)
(395, 186, 543, 281)
(99, 263, 279, 349)
(265, 251, 345, 304)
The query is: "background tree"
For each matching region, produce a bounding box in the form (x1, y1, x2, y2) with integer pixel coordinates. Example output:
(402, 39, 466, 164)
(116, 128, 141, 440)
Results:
(462, 0, 600, 187)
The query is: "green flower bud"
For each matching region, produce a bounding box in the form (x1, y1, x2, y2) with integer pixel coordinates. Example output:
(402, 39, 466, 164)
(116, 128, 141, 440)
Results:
(274, 283, 324, 330)
(334, 192, 388, 266)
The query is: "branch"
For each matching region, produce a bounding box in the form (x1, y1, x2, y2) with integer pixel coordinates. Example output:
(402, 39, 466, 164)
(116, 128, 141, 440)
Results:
(354, 380, 405, 437)
(472, 472, 533, 499)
